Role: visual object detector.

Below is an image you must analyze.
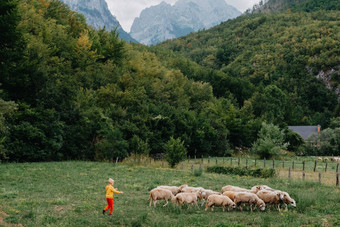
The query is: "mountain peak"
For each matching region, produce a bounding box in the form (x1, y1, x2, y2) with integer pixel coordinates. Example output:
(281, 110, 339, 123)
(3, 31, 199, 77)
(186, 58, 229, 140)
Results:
(130, 0, 241, 45)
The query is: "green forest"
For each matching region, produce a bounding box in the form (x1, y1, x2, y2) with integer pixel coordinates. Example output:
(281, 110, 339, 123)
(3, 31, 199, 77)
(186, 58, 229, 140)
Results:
(0, 0, 339, 163)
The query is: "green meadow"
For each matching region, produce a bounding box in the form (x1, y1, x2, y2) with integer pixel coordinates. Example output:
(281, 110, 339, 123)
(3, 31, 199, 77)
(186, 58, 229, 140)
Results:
(1, 161, 340, 227)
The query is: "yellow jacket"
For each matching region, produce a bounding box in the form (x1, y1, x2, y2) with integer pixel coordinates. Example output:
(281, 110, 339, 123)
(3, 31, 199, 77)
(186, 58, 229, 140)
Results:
(106, 185, 121, 199)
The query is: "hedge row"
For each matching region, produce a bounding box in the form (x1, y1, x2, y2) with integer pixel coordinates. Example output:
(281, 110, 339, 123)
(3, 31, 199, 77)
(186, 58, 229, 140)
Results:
(206, 166, 276, 178)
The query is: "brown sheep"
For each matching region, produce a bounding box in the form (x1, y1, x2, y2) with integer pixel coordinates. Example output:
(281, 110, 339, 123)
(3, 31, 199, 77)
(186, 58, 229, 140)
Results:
(205, 195, 236, 212)
(256, 190, 284, 211)
(234, 192, 266, 212)
(157, 185, 181, 195)
(148, 188, 175, 207)
(175, 192, 200, 207)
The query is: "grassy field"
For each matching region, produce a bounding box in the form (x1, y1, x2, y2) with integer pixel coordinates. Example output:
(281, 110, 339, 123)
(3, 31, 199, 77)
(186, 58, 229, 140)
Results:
(1, 161, 340, 227)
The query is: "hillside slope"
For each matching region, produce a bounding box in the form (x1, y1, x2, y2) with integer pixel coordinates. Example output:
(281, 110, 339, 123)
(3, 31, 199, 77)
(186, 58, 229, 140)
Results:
(158, 10, 340, 126)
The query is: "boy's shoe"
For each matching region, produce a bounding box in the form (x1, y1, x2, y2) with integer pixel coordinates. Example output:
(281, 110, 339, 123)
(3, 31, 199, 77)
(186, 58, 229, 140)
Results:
(102, 210, 106, 215)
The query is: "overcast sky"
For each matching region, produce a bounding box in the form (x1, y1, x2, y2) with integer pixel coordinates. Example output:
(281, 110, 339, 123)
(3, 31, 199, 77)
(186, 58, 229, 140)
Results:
(107, 0, 260, 32)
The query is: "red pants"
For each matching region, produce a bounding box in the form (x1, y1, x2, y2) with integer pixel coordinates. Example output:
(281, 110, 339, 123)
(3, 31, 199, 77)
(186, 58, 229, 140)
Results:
(104, 198, 114, 214)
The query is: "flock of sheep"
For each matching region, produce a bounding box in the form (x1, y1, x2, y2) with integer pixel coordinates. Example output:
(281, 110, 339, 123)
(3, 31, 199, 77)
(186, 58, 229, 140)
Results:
(148, 184, 296, 212)
(318, 157, 340, 162)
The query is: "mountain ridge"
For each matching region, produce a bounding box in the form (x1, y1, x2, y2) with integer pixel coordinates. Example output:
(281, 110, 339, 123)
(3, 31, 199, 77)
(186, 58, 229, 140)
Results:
(60, 0, 137, 42)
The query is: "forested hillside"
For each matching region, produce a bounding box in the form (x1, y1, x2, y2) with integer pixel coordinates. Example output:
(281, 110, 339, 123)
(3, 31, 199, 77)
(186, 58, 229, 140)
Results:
(158, 9, 340, 129)
(0, 0, 243, 162)
(0, 0, 339, 162)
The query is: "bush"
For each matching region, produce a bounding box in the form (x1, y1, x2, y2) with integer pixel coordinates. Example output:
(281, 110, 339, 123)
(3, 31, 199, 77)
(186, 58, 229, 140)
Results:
(206, 166, 276, 178)
(164, 137, 187, 168)
(252, 122, 289, 159)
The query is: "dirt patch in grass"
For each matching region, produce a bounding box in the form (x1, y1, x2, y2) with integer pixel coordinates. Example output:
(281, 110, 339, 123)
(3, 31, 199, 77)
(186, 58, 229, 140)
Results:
(0, 210, 24, 227)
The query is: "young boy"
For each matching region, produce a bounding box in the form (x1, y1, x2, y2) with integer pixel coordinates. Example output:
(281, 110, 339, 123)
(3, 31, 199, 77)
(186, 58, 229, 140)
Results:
(103, 178, 123, 215)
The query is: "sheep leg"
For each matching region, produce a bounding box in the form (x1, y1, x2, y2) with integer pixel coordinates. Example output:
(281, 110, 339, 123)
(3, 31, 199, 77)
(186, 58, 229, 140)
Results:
(163, 199, 168, 207)
(149, 198, 152, 207)
(201, 199, 205, 206)
(153, 200, 157, 207)
(222, 205, 225, 212)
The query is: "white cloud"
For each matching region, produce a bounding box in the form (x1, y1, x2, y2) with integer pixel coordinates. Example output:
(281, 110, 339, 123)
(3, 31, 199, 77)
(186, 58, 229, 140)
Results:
(106, 0, 260, 32)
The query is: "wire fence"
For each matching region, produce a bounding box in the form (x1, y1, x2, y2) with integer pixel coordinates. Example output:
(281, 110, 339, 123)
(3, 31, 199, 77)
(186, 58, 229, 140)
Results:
(118, 155, 340, 186)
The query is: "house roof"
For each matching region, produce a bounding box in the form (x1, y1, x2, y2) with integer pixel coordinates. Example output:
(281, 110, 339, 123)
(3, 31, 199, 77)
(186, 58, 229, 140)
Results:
(288, 126, 320, 140)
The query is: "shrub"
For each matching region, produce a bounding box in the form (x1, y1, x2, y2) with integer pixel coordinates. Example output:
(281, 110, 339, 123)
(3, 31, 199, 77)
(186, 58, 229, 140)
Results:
(164, 137, 187, 168)
(206, 166, 276, 178)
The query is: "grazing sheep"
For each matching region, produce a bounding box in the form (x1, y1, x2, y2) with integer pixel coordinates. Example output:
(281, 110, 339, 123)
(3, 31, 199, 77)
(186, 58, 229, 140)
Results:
(251, 185, 272, 193)
(280, 191, 296, 210)
(148, 188, 175, 207)
(200, 189, 221, 206)
(221, 185, 249, 193)
(259, 188, 296, 210)
(222, 191, 238, 201)
(180, 185, 205, 201)
(324, 157, 329, 162)
(318, 157, 322, 161)
(205, 195, 236, 212)
(157, 186, 181, 195)
(331, 157, 340, 162)
(234, 192, 266, 212)
(175, 192, 200, 207)
(256, 190, 284, 211)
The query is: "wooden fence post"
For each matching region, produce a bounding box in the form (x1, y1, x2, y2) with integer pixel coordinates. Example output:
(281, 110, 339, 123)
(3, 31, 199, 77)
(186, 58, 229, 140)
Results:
(202, 155, 204, 163)
(337, 173, 339, 186)
(264, 158, 266, 168)
(303, 161, 305, 171)
(288, 167, 291, 179)
(255, 159, 257, 167)
(116, 157, 119, 163)
(230, 157, 233, 165)
(325, 161, 328, 172)
(314, 160, 317, 172)
(319, 172, 321, 184)
(238, 158, 240, 167)
(336, 163, 339, 173)
(272, 159, 275, 169)
(162, 160, 164, 167)
(181, 163, 184, 169)
(303, 172, 305, 181)
(246, 159, 248, 169)
(216, 157, 218, 165)
(292, 161, 295, 170)
(208, 156, 210, 164)
(191, 164, 194, 173)
(282, 160, 284, 169)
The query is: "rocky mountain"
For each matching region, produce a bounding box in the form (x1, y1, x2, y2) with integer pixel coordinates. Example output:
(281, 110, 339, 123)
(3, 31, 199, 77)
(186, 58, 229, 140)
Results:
(130, 0, 241, 45)
(60, 0, 136, 42)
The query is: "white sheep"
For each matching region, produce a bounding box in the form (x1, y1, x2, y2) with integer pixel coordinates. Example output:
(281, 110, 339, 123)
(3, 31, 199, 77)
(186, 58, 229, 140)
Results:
(222, 191, 238, 201)
(148, 188, 175, 207)
(258, 188, 296, 210)
(251, 185, 272, 193)
(256, 190, 284, 211)
(221, 185, 249, 193)
(157, 185, 181, 195)
(205, 194, 236, 212)
(234, 192, 266, 212)
(200, 189, 221, 206)
(175, 192, 200, 207)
